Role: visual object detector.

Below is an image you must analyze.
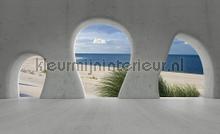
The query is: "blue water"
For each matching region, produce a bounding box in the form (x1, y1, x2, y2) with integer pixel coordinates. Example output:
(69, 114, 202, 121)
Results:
(75, 53, 203, 74)
(164, 55, 203, 74)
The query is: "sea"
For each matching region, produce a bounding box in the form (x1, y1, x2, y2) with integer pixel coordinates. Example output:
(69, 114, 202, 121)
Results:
(75, 53, 203, 74)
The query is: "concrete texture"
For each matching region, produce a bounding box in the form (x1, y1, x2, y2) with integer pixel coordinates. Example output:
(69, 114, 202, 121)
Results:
(0, 0, 219, 98)
(0, 98, 220, 134)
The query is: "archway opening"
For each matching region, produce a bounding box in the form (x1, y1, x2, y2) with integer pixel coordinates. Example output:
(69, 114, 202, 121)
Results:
(159, 34, 213, 97)
(18, 56, 46, 98)
(74, 22, 132, 98)
(161, 38, 204, 96)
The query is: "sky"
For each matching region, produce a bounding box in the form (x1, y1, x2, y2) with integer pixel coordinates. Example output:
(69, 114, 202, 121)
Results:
(75, 24, 198, 55)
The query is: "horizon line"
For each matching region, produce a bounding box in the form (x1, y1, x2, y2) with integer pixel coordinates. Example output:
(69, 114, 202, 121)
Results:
(75, 53, 198, 56)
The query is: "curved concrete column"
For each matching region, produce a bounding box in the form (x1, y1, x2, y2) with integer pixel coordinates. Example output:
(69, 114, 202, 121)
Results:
(39, 46, 85, 99)
(119, 31, 173, 98)
(2, 51, 85, 99)
(40, 70, 85, 99)
(119, 71, 160, 99)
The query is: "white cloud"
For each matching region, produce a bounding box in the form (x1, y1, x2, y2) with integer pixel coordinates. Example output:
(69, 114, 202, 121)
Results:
(93, 38, 107, 45)
(184, 41, 189, 45)
(75, 25, 132, 53)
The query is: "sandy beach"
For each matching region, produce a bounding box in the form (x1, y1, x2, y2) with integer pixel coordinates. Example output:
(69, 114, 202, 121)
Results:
(18, 56, 205, 97)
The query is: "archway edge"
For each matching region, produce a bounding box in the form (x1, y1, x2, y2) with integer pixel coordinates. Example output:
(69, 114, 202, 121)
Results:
(6, 52, 45, 98)
(71, 18, 134, 98)
(71, 18, 134, 59)
(174, 33, 215, 97)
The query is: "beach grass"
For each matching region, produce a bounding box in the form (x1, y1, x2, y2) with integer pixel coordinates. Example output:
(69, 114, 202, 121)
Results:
(159, 77, 200, 97)
(97, 69, 200, 97)
(97, 69, 127, 97)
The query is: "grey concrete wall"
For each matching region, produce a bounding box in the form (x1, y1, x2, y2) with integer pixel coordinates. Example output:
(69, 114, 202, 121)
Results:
(0, 0, 219, 99)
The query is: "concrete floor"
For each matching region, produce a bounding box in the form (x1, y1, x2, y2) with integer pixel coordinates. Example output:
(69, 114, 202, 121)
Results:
(0, 98, 219, 134)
